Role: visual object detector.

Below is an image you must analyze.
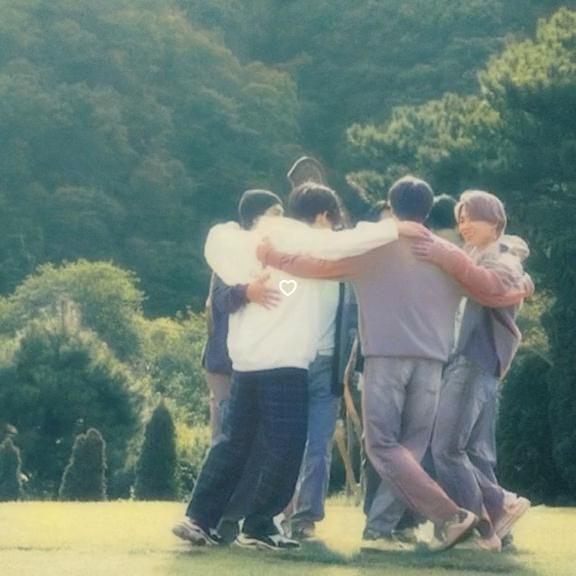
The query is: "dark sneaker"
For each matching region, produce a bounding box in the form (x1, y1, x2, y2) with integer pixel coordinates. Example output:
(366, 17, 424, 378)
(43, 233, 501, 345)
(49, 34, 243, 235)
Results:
(430, 509, 477, 551)
(291, 522, 316, 541)
(172, 518, 221, 546)
(236, 532, 301, 551)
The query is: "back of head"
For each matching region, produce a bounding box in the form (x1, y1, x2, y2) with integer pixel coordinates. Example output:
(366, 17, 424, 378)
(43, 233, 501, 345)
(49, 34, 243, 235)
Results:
(388, 176, 434, 223)
(456, 190, 507, 235)
(238, 189, 282, 230)
(426, 194, 457, 231)
(364, 200, 392, 223)
(288, 181, 344, 227)
(287, 156, 327, 188)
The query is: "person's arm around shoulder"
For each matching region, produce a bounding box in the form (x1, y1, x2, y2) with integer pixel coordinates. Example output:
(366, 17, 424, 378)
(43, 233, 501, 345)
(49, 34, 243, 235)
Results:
(411, 235, 534, 307)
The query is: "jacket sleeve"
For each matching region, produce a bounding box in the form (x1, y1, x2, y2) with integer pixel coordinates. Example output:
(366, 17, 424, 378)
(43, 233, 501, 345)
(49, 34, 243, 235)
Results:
(211, 275, 248, 315)
(427, 240, 533, 307)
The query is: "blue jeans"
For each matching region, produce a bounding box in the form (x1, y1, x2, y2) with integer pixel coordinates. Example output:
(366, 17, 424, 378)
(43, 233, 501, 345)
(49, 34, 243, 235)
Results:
(431, 355, 504, 533)
(290, 354, 341, 528)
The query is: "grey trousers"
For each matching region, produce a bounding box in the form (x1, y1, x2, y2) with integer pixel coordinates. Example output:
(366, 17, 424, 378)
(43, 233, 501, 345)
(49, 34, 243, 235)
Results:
(362, 357, 460, 534)
(431, 355, 505, 536)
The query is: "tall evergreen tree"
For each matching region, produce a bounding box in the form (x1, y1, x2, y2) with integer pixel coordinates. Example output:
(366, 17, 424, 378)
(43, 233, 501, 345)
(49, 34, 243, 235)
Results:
(0, 437, 23, 501)
(135, 402, 178, 501)
(59, 428, 107, 501)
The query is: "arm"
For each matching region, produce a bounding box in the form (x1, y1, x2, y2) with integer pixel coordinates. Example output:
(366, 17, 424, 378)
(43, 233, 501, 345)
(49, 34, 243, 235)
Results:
(258, 217, 401, 260)
(412, 237, 533, 307)
(258, 242, 373, 280)
(211, 275, 248, 315)
(204, 222, 257, 285)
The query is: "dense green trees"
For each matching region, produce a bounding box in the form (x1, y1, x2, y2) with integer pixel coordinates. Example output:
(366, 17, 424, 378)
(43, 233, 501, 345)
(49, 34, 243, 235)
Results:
(347, 8, 576, 500)
(0, 0, 300, 316)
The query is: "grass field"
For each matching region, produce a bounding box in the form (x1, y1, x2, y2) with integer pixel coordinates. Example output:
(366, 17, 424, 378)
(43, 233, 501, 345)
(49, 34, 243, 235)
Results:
(1, 501, 575, 576)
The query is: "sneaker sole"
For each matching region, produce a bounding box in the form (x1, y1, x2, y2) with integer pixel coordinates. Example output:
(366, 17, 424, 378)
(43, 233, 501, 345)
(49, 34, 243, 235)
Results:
(495, 498, 531, 539)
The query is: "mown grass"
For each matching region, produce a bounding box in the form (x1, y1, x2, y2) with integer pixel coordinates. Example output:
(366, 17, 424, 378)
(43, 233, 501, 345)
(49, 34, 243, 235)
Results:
(1, 500, 574, 576)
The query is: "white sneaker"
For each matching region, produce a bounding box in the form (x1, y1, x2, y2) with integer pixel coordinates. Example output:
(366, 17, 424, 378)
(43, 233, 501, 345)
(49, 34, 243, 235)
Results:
(430, 509, 477, 551)
(494, 493, 531, 539)
(172, 518, 221, 546)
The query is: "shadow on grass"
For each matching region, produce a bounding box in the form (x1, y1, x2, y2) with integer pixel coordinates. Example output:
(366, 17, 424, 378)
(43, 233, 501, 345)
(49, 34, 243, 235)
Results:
(169, 540, 538, 575)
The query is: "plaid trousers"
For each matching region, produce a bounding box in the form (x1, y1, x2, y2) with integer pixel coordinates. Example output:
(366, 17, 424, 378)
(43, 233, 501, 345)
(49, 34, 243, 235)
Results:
(186, 367, 308, 536)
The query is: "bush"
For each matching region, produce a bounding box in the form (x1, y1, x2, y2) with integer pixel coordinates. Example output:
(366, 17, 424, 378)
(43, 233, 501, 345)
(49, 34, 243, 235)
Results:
(135, 403, 178, 501)
(59, 428, 107, 501)
(497, 352, 566, 503)
(0, 437, 23, 501)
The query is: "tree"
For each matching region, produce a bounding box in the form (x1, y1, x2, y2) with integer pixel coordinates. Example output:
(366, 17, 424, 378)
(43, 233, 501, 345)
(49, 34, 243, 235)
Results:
(135, 402, 178, 500)
(0, 303, 144, 498)
(0, 437, 23, 501)
(346, 7, 576, 498)
(59, 428, 107, 501)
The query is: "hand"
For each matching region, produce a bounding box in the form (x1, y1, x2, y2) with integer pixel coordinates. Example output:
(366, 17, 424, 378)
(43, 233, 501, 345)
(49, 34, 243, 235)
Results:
(256, 237, 274, 265)
(410, 236, 436, 260)
(246, 272, 282, 309)
(396, 221, 431, 240)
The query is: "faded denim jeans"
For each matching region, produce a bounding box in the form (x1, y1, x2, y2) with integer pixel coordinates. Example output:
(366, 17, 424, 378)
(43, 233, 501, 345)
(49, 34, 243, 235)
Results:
(431, 355, 505, 535)
(290, 354, 341, 530)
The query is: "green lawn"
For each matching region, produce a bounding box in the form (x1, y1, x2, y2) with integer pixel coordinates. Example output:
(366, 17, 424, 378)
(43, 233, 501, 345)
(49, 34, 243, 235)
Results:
(1, 501, 574, 576)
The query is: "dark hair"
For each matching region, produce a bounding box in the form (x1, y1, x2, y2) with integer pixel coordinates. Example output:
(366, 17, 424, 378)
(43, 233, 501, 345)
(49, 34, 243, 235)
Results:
(426, 194, 457, 231)
(288, 181, 343, 227)
(238, 189, 283, 230)
(363, 200, 392, 223)
(387, 176, 434, 223)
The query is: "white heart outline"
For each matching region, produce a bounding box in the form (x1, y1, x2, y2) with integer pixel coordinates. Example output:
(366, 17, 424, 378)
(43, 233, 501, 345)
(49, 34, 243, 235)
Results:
(279, 279, 298, 297)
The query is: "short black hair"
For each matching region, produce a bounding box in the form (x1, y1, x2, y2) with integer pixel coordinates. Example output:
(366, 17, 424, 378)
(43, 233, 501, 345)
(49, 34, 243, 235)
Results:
(363, 200, 391, 223)
(388, 176, 434, 223)
(288, 182, 343, 227)
(238, 189, 282, 229)
(426, 194, 457, 231)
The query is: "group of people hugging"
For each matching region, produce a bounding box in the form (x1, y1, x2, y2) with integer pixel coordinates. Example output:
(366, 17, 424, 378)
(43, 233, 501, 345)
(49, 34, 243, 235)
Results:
(172, 157, 533, 554)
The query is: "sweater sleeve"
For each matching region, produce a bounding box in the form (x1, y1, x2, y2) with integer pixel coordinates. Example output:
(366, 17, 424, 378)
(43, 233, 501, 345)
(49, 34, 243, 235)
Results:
(427, 240, 532, 307)
(260, 217, 399, 260)
(261, 247, 373, 280)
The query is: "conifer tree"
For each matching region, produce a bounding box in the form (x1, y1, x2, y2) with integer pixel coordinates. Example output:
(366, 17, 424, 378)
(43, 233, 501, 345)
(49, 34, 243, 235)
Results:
(135, 403, 178, 500)
(0, 438, 23, 501)
(59, 428, 107, 501)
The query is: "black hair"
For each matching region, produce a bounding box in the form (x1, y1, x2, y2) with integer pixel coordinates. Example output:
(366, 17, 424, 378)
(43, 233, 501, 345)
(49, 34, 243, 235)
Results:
(288, 181, 343, 227)
(238, 189, 283, 230)
(388, 176, 434, 223)
(363, 200, 392, 223)
(426, 194, 457, 231)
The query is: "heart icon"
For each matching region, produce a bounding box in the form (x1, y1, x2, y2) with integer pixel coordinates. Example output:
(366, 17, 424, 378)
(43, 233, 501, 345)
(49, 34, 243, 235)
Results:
(279, 279, 298, 297)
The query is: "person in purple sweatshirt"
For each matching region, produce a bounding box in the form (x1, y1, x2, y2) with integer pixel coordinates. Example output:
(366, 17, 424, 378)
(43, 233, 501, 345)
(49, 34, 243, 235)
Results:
(412, 190, 532, 552)
(257, 176, 532, 551)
